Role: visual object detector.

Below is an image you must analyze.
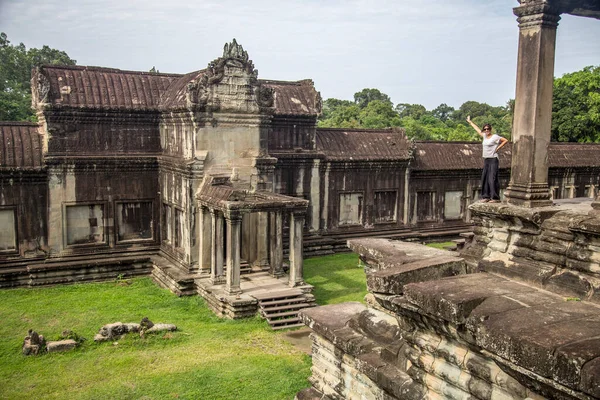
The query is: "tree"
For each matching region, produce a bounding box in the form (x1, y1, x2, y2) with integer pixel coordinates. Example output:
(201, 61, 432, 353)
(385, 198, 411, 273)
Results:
(551, 65, 600, 142)
(431, 103, 455, 122)
(359, 100, 401, 129)
(395, 103, 427, 119)
(353, 88, 392, 109)
(0, 32, 76, 121)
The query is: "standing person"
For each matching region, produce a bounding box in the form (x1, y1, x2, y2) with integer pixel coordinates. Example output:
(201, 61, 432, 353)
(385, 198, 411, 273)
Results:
(467, 116, 508, 203)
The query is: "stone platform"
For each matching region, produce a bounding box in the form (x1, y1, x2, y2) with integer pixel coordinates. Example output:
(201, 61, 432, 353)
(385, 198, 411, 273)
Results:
(196, 272, 315, 321)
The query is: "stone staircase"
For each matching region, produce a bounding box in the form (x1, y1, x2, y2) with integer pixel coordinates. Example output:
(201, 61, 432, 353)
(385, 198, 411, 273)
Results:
(253, 289, 317, 330)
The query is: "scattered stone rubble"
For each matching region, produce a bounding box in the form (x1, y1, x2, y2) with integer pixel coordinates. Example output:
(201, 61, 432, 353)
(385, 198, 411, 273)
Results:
(94, 318, 176, 342)
(22, 329, 78, 355)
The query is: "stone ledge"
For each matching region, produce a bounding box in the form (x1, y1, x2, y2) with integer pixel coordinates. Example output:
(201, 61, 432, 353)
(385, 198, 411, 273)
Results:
(402, 273, 600, 397)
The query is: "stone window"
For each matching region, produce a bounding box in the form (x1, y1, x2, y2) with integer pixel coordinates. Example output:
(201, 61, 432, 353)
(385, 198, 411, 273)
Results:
(116, 201, 153, 242)
(444, 191, 463, 219)
(0, 208, 17, 252)
(374, 191, 397, 223)
(65, 204, 105, 246)
(174, 208, 183, 248)
(551, 186, 561, 200)
(163, 204, 172, 244)
(339, 192, 363, 226)
(416, 191, 436, 221)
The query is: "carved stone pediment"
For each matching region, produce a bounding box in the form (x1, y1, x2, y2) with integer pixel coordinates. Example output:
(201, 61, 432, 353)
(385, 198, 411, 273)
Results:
(31, 68, 51, 108)
(186, 39, 266, 113)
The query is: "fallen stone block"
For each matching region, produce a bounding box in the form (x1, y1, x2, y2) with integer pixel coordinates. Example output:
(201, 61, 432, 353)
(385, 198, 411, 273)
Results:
(47, 339, 77, 353)
(145, 323, 176, 334)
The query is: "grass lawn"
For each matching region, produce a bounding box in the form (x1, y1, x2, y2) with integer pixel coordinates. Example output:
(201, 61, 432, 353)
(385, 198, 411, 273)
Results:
(0, 252, 365, 400)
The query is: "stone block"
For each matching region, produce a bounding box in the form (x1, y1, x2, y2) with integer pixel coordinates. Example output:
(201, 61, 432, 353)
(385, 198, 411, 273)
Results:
(145, 323, 176, 334)
(300, 302, 366, 343)
(403, 273, 534, 324)
(367, 256, 466, 295)
(47, 339, 77, 353)
(580, 357, 600, 398)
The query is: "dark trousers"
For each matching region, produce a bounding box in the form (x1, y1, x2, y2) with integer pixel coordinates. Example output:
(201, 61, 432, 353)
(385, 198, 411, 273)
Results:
(481, 158, 500, 200)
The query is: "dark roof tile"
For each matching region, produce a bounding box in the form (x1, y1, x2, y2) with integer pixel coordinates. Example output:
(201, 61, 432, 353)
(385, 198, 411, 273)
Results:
(0, 122, 43, 169)
(316, 128, 411, 161)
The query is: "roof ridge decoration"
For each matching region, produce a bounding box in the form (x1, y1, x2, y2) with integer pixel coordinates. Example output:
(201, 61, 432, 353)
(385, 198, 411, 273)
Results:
(185, 39, 274, 113)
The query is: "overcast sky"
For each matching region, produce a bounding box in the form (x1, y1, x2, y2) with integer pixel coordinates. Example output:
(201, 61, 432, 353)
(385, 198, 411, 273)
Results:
(1, 0, 599, 110)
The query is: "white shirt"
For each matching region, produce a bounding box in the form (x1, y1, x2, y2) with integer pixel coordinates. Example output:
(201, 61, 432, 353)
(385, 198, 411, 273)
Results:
(482, 134, 501, 158)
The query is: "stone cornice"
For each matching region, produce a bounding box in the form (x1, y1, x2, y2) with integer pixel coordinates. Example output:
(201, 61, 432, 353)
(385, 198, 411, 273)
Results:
(514, 2, 561, 28)
(45, 156, 158, 172)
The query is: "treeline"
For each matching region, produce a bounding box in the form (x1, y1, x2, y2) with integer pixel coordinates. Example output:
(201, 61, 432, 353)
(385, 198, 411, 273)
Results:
(320, 66, 600, 143)
(1, 32, 598, 142)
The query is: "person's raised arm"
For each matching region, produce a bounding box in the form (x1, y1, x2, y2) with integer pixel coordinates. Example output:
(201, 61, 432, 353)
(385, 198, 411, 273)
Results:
(466, 115, 483, 137)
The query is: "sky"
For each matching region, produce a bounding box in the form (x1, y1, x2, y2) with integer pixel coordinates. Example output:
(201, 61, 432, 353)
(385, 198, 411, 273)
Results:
(1, 0, 599, 110)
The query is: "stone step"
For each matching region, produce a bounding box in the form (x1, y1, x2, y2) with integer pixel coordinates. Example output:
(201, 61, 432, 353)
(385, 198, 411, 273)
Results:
(264, 310, 304, 319)
(259, 297, 308, 307)
(261, 303, 313, 313)
(252, 288, 304, 301)
(272, 323, 306, 331)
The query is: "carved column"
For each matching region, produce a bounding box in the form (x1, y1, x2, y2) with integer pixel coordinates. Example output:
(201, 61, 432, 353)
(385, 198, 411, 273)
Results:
(225, 212, 242, 295)
(210, 209, 225, 284)
(288, 211, 305, 287)
(198, 206, 212, 275)
(269, 210, 284, 277)
(504, 2, 560, 208)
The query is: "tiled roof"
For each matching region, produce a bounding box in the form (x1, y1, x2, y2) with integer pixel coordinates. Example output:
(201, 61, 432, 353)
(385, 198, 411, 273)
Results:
(0, 122, 44, 169)
(37, 65, 180, 110)
(411, 141, 600, 171)
(316, 128, 411, 161)
(548, 142, 600, 168)
(260, 79, 320, 116)
(411, 141, 510, 170)
(159, 70, 204, 110)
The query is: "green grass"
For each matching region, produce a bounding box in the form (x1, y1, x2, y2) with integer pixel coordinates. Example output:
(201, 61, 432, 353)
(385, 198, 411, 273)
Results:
(425, 241, 455, 249)
(304, 252, 366, 304)
(0, 253, 367, 400)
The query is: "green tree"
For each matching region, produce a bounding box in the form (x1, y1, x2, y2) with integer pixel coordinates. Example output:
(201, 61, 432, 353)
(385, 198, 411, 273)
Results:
(431, 103, 455, 122)
(395, 103, 427, 119)
(551, 65, 600, 142)
(353, 88, 392, 109)
(359, 100, 401, 128)
(0, 32, 76, 121)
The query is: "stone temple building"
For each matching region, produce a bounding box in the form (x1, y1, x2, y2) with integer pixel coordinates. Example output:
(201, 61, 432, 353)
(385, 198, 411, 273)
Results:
(0, 13, 599, 326)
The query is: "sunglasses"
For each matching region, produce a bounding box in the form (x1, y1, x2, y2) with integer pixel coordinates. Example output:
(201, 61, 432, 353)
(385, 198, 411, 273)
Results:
(483, 128, 491, 131)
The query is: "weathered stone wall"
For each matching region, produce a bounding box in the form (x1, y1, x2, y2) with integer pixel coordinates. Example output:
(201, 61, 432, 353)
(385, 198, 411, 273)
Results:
(0, 171, 47, 260)
(464, 201, 600, 303)
(269, 116, 316, 151)
(321, 161, 408, 233)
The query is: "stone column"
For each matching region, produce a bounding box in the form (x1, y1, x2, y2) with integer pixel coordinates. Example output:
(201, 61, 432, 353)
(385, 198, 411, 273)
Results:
(225, 212, 242, 295)
(210, 209, 225, 284)
(269, 210, 284, 277)
(591, 194, 600, 216)
(504, 2, 560, 208)
(288, 211, 305, 287)
(198, 206, 212, 275)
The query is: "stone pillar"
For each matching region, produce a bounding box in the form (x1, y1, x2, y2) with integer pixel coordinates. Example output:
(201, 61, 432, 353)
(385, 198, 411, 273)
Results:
(269, 210, 284, 277)
(210, 209, 225, 284)
(288, 211, 305, 287)
(198, 206, 212, 275)
(591, 194, 600, 215)
(225, 212, 242, 295)
(504, 2, 560, 208)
